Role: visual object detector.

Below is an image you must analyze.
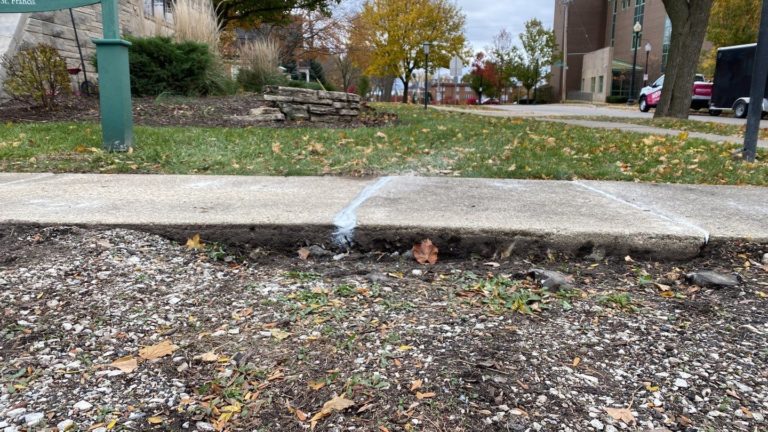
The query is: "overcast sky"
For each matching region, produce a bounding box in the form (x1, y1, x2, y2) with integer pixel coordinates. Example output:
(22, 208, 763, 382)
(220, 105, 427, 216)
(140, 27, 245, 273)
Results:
(455, 1, 555, 53)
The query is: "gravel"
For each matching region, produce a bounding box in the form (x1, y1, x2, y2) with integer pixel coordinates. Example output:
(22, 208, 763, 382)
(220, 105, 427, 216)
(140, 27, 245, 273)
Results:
(0, 226, 767, 431)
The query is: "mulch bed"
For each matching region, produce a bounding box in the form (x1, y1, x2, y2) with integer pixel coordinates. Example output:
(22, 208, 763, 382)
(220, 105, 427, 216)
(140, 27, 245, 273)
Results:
(0, 95, 397, 128)
(1, 226, 767, 431)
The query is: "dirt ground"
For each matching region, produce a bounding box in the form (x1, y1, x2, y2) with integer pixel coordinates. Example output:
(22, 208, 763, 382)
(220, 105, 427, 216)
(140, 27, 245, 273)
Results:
(0, 96, 397, 128)
(0, 226, 767, 432)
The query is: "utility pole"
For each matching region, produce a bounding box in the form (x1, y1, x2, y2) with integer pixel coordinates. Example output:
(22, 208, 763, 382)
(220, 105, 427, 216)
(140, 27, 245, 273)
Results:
(560, 0, 573, 103)
(744, 0, 768, 162)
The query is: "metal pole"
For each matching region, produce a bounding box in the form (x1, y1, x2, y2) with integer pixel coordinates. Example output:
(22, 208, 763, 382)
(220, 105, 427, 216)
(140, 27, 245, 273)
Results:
(69, 8, 90, 94)
(424, 51, 429, 110)
(744, 0, 768, 162)
(560, 0, 572, 103)
(628, 32, 639, 104)
(644, 50, 649, 86)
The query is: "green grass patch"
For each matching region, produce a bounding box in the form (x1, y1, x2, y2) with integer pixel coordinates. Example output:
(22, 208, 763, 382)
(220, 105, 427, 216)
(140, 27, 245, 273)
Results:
(1, 104, 767, 185)
(570, 115, 768, 140)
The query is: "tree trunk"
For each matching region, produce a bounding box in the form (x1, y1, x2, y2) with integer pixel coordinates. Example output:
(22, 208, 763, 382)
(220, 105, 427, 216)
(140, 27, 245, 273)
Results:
(402, 78, 410, 104)
(655, 0, 714, 119)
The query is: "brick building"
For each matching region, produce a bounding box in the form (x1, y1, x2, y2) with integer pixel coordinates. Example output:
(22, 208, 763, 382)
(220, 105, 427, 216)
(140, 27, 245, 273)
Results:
(552, 0, 677, 102)
(1, 1, 172, 96)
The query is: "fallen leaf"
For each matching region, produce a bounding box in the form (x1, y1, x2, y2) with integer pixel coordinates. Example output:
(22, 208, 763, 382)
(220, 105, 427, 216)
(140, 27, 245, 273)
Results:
(376, 131, 387, 139)
(295, 408, 308, 421)
(147, 416, 163, 424)
(604, 407, 635, 423)
(195, 352, 218, 362)
(310, 395, 355, 429)
(186, 234, 204, 250)
(410, 379, 423, 392)
(416, 392, 436, 400)
(106, 418, 118, 430)
(398, 345, 414, 352)
(572, 357, 581, 368)
(308, 380, 326, 391)
(379, 427, 391, 432)
(271, 329, 291, 341)
(412, 239, 438, 265)
(298, 247, 311, 260)
(139, 340, 178, 361)
(109, 356, 138, 373)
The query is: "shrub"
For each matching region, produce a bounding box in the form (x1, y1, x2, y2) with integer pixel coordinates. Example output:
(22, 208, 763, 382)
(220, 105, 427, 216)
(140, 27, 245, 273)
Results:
(356, 76, 370, 99)
(125, 36, 218, 96)
(1, 44, 71, 110)
(236, 39, 284, 92)
(606, 95, 628, 104)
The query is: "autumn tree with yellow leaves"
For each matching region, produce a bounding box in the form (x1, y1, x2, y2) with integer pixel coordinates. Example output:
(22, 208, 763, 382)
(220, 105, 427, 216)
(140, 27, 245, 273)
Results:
(699, 0, 761, 76)
(353, 0, 467, 103)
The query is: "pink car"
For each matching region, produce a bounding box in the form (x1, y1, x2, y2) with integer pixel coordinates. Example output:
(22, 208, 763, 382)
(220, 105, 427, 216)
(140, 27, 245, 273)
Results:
(638, 74, 713, 112)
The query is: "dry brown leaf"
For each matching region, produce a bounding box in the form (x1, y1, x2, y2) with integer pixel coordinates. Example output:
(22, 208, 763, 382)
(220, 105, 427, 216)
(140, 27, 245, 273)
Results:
(415, 392, 436, 400)
(604, 407, 635, 423)
(109, 356, 138, 373)
(310, 395, 355, 429)
(572, 357, 581, 368)
(271, 329, 291, 341)
(379, 427, 391, 432)
(186, 234, 204, 250)
(195, 352, 218, 362)
(298, 247, 311, 260)
(147, 416, 163, 424)
(410, 379, 423, 392)
(295, 408, 308, 421)
(139, 340, 178, 361)
(308, 380, 326, 391)
(412, 239, 438, 265)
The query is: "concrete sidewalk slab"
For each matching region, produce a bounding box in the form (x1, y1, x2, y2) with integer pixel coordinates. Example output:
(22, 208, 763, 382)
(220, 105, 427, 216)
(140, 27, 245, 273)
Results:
(579, 180, 768, 242)
(352, 177, 705, 259)
(0, 173, 766, 259)
(0, 174, 374, 247)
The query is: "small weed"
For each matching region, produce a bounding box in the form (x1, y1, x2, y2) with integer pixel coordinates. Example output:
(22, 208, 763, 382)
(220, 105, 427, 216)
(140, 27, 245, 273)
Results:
(334, 284, 357, 297)
(285, 271, 321, 282)
(599, 292, 637, 312)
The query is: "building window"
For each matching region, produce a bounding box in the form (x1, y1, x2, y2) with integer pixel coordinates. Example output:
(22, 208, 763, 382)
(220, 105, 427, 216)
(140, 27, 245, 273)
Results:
(662, 16, 672, 72)
(598, 76, 604, 93)
(622, 0, 631, 10)
(144, 0, 172, 20)
(632, 0, 645, 50)
(610, 0, 618, 47)
(590, 77, 596, 92)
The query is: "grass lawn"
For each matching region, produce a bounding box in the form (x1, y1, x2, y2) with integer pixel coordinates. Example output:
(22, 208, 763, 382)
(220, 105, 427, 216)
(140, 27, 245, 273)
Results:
(1, 103, 767, 185)
(571, 115, 768, 140)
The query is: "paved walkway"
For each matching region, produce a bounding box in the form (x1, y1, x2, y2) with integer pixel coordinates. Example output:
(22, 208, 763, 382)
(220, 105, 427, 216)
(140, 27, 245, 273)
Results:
(1, 173, 767, 260)
(433, 106, 768, 148)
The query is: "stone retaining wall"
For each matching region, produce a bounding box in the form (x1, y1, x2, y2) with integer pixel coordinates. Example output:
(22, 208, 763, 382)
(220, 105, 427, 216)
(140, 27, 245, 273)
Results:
(255, 86, 362, 122)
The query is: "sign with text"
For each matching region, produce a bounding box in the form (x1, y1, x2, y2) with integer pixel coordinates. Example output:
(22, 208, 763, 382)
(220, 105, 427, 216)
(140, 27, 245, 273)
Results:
(0, 0, 99, 13)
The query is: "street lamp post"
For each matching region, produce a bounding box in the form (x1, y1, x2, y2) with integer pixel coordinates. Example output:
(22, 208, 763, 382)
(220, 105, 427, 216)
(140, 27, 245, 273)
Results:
(423, 42, 431, 110)
(627, 21, 642, 105)
(560, 0, 574, 103)
(644, 42, 652, 86)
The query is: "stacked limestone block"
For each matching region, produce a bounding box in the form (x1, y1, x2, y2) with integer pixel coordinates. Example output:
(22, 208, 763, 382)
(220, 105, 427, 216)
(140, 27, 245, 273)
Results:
(257, 86, 362, 122)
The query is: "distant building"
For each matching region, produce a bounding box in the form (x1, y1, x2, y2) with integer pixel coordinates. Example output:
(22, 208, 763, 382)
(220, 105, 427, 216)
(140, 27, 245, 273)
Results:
(552, 0, 693, 102)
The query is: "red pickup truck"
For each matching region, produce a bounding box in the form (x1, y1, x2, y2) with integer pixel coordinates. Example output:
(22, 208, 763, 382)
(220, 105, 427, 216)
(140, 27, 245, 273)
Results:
(638, 74, 713, 113)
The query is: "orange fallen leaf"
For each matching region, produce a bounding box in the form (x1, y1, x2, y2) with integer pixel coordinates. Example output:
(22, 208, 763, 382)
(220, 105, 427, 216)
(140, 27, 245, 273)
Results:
(139, 340, 178, 360)
(295, 408, 308, 421)
(410, 379, 423, 392)
(298, 247, 310, 261)
(379, 427, 391, 432)
(413, 239, 438, 265)
(310, 395, 355, 429)
(109, 356, 138, 373)
(186, 234, 204, 250)
(572, 357, 581, 368)
(308, 380, 326, 391)
(604, 407, 635, 423)
(415, 392, 436, 400)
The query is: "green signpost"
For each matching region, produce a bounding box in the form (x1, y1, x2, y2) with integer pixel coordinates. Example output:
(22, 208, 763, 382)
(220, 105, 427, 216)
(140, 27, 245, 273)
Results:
(0, 0, 134, 152)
